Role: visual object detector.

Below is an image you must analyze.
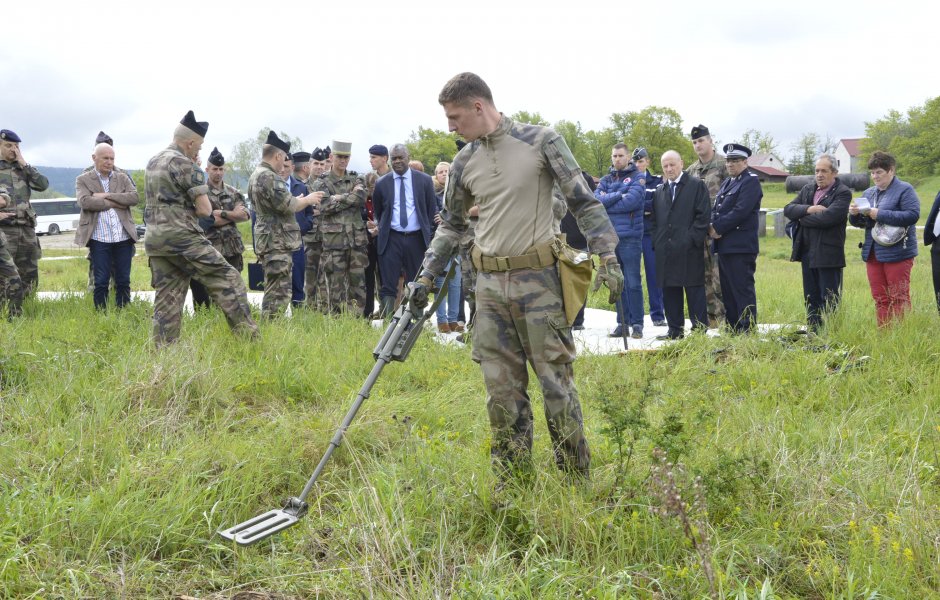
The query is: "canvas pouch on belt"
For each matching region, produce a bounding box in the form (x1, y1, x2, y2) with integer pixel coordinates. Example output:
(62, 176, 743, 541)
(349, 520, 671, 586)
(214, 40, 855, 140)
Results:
(552, 235, 593, 326)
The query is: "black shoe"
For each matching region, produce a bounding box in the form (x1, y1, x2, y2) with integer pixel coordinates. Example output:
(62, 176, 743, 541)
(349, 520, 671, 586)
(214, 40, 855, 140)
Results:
(652, 319, 667, 327)
(631, 327, 643, 339)
(609, 326, 625, 337)
(656, 332, 684, 341)
(572, 324, 585, 331)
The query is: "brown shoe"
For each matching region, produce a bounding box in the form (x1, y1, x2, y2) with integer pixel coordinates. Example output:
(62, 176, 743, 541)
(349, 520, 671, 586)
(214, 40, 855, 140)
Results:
(437, 323, 451, 334)
(449, 322, 465, 333)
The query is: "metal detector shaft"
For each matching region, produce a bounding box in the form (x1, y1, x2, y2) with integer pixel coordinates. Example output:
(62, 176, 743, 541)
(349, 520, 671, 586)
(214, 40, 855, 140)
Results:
(616, 299, 628, 350)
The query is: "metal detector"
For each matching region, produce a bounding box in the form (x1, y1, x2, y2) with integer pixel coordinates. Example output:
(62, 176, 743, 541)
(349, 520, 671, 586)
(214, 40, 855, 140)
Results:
(218, 265, 456, 546)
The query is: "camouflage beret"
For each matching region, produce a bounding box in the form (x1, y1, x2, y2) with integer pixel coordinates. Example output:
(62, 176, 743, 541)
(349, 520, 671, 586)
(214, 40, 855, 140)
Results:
(180, 110, 209, 137)
(0, 129, 22, 143)
(690, 124, 710, 140)
(208, 147, 224, 166)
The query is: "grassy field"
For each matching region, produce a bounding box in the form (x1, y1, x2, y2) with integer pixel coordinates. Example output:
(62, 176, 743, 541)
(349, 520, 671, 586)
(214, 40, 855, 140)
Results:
(2, 226, 938, 598)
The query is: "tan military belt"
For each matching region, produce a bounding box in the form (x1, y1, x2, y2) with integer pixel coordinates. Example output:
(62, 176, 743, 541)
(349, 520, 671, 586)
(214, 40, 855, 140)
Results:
(471, 240, 557, 273)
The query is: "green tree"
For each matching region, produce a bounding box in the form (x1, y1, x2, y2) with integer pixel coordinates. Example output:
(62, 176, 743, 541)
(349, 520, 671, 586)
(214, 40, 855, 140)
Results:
(405, 127, 459, 173)
(510, 111, 549, 126)
(130, 170, 146, 205)
(862, 96, 940, 180)
(787, 132, 820, 175)
(228, 128, 304, 187)
(581, 128, 619, 177)
(608, 106, 694, 170)
(738, 128, 779, 156)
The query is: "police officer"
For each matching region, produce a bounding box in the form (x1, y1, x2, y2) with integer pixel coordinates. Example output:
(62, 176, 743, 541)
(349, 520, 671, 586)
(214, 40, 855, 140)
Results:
(709, 143, 763, 333)
(144, 111, 258, 345)
(190, 147, 250, 309)
(0, 129, 49, 296)
(686, 124, 729, 327)
(290, 151, 313, 307)
(250, 132, 322, 318)
(411, 72, 622, 484)
(309, 141, 368, 315)
(302, 147, 329, 309)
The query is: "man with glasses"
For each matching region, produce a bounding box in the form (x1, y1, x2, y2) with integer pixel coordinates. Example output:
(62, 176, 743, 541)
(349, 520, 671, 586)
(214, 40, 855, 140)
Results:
(709, 143, 762, 334)
(309, 141, 369, 315)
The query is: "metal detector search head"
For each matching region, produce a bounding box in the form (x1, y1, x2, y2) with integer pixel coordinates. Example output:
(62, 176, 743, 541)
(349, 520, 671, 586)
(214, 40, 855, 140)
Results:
(218, 497, 308, 546)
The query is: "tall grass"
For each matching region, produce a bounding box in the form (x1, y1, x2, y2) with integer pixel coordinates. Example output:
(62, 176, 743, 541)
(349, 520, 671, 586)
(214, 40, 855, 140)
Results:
(2, 234, 937, 598)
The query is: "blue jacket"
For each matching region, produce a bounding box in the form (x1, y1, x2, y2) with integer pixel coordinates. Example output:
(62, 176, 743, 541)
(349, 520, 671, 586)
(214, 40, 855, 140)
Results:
(712, 170, 763, 255)
(849, 176, 919, 262)
(642, 170, 663, 234)
(594, 163, 646, 239)
(289, 176, 314, 235)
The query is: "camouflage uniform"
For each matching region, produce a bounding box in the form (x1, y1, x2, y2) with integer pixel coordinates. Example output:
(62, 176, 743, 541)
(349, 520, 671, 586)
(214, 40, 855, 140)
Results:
(421, 116, 619, 478)
(0, 191, 24, 317)
(302, 199, 323, 310)
(191, 181, 247, 306)
(310, 170, 368, 315)
(144, 144, 257, 345)
(687, 153, 729, 325)
(0, 159, 48, 294)
(250, 162, 301, 317)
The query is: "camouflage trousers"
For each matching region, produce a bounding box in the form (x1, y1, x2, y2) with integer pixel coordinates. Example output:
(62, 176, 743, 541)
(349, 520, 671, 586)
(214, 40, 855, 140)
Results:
(0, 224, 40, 295)
(0, 233, 24, 317)
(704, 240, 725, 325)
(318, 244, 367, 315)
(303, 239, 322, 310)
(191, 253, 243, 309)
(149, 246, 258, 347)
(259, 251, 293, 318)
(471, 264, 590, 478)
(459, 237, 476, 322)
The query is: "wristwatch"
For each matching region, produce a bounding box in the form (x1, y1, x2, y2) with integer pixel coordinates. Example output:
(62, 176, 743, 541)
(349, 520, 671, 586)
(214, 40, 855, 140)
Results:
(220, 210, 229, 220)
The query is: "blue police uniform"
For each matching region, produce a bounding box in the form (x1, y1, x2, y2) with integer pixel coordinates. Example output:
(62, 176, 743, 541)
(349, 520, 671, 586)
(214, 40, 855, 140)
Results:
(712, 161, 762, 333)
(289, 175, 310, 305)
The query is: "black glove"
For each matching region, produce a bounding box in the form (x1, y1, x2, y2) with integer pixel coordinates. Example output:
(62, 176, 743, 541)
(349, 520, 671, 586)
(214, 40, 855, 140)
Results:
(197, 215, 215, 232)
(406, 276, 432, 312)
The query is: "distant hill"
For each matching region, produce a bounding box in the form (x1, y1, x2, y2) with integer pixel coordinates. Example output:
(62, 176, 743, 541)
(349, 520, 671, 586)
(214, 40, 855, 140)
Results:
(34, 166, 246, 198)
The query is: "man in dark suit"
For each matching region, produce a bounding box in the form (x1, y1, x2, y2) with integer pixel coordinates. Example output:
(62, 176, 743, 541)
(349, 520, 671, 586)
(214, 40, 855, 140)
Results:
(709, 143, 763, 333)
(651, 150, 710, 339)
(783, 154, 852, 331)
(372, 143, 437, 317)
(925, 189, 940, 314)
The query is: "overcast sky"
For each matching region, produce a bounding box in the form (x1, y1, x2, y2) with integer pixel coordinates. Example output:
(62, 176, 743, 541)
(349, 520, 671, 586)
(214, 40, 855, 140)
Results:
(3, 0, 935, 173)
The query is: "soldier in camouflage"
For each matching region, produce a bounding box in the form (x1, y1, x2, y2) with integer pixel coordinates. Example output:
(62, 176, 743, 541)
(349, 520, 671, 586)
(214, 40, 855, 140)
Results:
(0, 189, 25, 318)
(0, 129, 49, 297)
(250, 131, 323, 318)
(410, 73, 623, 483)
(190, 147, 250, 308)
(686, 124, 728, 327)
(309, 141, 369, 315)
(144, 111, 258, 346)
(302, 147, 330, 310)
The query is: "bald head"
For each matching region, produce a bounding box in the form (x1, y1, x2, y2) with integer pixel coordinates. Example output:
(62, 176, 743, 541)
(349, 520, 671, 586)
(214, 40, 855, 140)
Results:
(92, 143, 115, 176)
(173, 124, 204, 161)
(660, 150, 684, 182)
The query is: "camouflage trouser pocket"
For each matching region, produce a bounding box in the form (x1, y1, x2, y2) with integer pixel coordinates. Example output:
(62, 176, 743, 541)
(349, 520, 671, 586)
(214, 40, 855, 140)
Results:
(541, 316, 577, 364)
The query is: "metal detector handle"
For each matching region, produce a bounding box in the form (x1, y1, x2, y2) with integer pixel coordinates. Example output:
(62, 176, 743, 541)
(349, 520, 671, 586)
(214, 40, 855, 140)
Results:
(616, 299, 628, 350)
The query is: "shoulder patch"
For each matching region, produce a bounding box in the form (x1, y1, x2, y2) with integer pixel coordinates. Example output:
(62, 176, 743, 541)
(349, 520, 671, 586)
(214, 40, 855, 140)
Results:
(191, 168, 206, 186)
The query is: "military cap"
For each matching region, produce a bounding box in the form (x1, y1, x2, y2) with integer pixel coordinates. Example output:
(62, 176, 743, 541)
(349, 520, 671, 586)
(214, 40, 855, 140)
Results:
(632, 146, 649, 161)
(292, 151, 311, 164)
(311, 147, 328, 161)
(0, 129, 22, 143)
(208, 147, 224, 166)
(180, 110, 209, 137)
(368, 144, 388, 157)
(331, 141, 351, 156)
(690, 124, 710, 140)
(323, 145, 332, 157)
(723, 143, 752, 159)
(265, 130, 291, 155)
(96, 131, 114, 146)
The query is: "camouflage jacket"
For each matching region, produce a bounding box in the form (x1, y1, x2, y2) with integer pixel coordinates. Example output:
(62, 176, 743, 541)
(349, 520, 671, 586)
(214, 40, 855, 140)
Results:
(207, 182, 247, 256)
(0, 160, 49, 227)
(143, 144, 210, 257)
(310, 169, 367, 251)
(250, 161, 300, 255)
(687, 153, 729, 201)
(421, 115, 617, 277)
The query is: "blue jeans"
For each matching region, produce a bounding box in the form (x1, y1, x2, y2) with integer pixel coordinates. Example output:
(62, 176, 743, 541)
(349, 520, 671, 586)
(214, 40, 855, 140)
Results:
(615, 237, 643, 327)
(435, 258, 462, 324)
(642, 232, 664, 321)
(89, 238, 134, 309)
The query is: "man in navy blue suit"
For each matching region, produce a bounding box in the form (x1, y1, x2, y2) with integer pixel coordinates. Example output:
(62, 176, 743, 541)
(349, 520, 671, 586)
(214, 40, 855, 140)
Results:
(709, 143, 763, 333)
(372, 144, 437, 317)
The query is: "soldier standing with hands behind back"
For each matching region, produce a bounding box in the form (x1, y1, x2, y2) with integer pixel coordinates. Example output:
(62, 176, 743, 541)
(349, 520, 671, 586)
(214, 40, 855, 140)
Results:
(410, 73, 622, 486)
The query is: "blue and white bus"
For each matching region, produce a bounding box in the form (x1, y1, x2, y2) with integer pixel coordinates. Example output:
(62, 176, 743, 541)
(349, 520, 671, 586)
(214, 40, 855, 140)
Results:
(32, 198, 81, 236)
